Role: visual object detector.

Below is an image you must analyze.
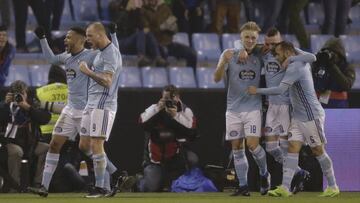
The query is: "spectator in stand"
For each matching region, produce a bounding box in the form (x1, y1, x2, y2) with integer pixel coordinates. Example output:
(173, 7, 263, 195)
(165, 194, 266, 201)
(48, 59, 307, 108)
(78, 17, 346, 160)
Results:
(0, 0, 11, 28)
(0, 25, 16, 87)
(45, 0, 65, 31)
(142, 0, 197, 70)
(172, 0, 205, 35)
(13, 0, 51, 52)
(109, 0, 168, 67)
(321, 0, 352, 37)
(211, 0, 241, 35)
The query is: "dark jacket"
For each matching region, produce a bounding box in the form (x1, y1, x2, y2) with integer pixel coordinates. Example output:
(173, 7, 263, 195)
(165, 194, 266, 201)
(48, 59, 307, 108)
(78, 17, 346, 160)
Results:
(313, 38, 355, 92)
(109, 2, 144, 38)
(139, 102, 197, 165)
(0, 42, 16, 86)
(0, 91, 51, 157)
(312, 38, 356, 107)
(142, 2, 178, 46)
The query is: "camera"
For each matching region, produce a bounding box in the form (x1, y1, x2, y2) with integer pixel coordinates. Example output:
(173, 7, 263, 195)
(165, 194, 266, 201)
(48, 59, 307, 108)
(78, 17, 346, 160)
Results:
(165, 100, 176, 108)
(316, 49, 335, 65)
(14, 93, 23, 102)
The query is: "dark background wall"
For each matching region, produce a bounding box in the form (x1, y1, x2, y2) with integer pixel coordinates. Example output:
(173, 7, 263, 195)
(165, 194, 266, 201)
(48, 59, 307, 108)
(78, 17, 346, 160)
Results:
(1, 88, 360, 191)
(104, 88, 360, 191)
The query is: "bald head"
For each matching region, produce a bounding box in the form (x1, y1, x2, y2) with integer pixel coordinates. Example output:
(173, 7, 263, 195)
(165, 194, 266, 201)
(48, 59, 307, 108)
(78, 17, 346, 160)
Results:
(87, 22, 106, 36)
(86, 22, 110, 49)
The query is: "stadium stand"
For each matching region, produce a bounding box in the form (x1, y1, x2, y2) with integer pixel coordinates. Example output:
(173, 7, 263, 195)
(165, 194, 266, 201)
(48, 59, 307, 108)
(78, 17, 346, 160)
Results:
(196, 67, 225, 89)
(141, 67, 169, 88)
(168, 67, 197, 88)
(118, 66, 142, 88)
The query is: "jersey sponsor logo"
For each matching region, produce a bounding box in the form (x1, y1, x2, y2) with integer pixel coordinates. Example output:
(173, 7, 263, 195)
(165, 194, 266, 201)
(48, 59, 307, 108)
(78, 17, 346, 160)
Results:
(55, 126, 63, 133)
(265, 126, 272, 133)
(239, 70, 256, 80)
(80, 127, 87, 134)
(266, 62, 281, 73)
(66, 69, 77, 80)
(229, 130, 238, 137)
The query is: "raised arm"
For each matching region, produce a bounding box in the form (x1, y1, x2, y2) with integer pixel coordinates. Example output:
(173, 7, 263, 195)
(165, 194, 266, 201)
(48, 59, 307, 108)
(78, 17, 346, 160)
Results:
(214, 49, 233, 82)
(290, 47, 317, 63)
(35, 27, 67, 65)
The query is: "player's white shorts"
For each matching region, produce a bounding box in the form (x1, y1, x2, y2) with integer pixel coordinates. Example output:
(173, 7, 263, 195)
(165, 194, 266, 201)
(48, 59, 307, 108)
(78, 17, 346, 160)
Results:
(288, 116, 327, 147)
(80, 108, 116, 141)
(52, 106, 83, 141)
(225, 110, 262, 141)
(265, 104, 290, 137)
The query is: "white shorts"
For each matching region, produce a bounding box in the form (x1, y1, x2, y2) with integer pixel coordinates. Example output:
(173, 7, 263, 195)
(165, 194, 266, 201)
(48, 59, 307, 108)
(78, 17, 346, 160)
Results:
(265, 104, 290, 136)
(53, 106, 83, 141)
(288, 117, 327, 147)
(80, 108, 116, 141)
(225, 110, 262, 141)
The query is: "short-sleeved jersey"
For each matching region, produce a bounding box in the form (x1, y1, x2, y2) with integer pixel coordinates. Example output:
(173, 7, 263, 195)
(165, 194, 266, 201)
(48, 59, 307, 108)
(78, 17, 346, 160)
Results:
(263, 52, 290, 105)
(40, 39, 97, 110)
(281, 62, 325, 121)
(225, 49, 263, 113)
(86, 43, 122, 111)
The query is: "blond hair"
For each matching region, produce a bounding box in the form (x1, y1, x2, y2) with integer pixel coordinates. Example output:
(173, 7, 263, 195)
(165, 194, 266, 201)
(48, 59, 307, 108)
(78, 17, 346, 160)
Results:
(240, 21, 261, 33)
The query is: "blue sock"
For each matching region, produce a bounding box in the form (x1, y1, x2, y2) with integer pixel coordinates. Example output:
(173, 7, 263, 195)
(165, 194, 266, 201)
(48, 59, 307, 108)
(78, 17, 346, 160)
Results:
(42, 152, 60, 190)
(250, 145, 268, 176)
(282, 153, 298, 190)
(316, 153, 337, 188)
(233, 149, 248, 187)
(93, 153, 107, 188)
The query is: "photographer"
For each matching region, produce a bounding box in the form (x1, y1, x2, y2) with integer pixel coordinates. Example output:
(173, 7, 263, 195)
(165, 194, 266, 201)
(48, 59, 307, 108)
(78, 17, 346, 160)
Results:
(0, 80, 50, 190)
(137, 85, 198, 192)
(312, 38, 356, 108)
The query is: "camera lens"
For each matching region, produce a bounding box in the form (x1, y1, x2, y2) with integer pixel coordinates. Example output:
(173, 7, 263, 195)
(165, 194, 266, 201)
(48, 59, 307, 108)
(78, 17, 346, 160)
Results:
(14, 94, 23, 102)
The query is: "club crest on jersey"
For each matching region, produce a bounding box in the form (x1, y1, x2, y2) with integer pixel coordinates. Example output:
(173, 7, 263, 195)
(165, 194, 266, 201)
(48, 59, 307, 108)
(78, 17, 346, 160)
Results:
(55, 126, 63, 133)
(81, 127, 87, 134)
(266, 62, 280, 73)
(229, 131, 238, 137)
(239, 70, 256, 80)
(265, 127, 272, 133)
(66, 69, 77, 80)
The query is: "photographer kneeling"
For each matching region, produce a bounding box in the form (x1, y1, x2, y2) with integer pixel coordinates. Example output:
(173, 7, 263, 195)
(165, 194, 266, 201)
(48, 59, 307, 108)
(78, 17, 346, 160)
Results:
(137, 85, 198, 192)
(312, 38, 356, 108)
(0, 80, 50, 190)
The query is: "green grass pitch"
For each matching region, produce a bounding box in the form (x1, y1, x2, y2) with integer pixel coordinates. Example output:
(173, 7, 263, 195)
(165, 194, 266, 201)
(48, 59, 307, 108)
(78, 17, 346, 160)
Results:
(0, 192, 359, 203)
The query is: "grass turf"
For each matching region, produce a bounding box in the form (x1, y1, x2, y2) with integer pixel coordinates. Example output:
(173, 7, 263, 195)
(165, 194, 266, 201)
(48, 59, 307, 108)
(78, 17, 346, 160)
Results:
(0, 192, 359, 203)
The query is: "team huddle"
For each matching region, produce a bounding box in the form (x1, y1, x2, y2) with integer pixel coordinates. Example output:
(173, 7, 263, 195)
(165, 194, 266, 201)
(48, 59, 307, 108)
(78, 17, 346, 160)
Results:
(214, 21, 339, 197)
(27, 20, 338, 198)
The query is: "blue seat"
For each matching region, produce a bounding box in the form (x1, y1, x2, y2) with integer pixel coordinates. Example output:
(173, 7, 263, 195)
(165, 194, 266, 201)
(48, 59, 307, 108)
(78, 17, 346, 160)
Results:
(168, 67, 197, 88)
(340, 35, 360, 64)
(73, 0, 99, 21)
(118, 67, 142, 88)
(141, 67, 169, 88)
(29, 65, 51, 86)
(310, 34, 333, 53)
(51, 31, 67, 39)
(222, 33, 239, 50)
(282, 34, 300, 48)
(173, 32, 190, 46)
(353, 67, 360, 90)
(5, 65, 31, 86)
(306, 2, 324, 25)
(196, 67, 224, 89)
(349, 4, 360, 25)
(192, 33, 221, 61)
